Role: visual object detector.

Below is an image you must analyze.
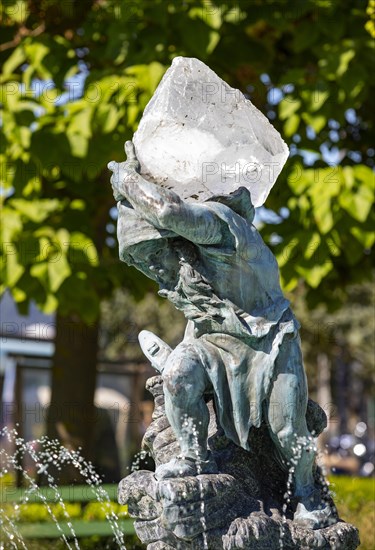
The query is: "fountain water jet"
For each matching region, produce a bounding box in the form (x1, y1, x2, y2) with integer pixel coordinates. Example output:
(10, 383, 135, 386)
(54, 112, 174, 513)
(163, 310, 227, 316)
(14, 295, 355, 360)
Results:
(0, 427, 127, 549)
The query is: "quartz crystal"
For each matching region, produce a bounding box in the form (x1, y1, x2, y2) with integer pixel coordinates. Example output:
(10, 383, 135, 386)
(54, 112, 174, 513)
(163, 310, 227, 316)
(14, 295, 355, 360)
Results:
(133, 57, 289, 207)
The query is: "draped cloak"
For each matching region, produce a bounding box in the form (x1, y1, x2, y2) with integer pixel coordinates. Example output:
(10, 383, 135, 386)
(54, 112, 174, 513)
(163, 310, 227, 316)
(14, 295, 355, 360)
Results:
(178, 199, 301, 450)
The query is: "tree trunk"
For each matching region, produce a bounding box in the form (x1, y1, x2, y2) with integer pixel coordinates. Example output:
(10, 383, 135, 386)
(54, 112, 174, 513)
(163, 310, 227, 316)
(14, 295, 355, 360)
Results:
(47, 312, 99, 481)
(45, 176, 115, 482)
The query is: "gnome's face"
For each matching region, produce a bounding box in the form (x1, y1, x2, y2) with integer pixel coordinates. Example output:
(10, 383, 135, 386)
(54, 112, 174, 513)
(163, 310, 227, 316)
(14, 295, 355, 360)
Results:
(127, 239, 180, 290)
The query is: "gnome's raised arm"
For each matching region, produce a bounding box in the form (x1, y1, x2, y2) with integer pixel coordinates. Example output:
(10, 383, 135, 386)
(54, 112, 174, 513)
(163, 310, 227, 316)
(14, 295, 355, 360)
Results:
(108, 141, 223, 245)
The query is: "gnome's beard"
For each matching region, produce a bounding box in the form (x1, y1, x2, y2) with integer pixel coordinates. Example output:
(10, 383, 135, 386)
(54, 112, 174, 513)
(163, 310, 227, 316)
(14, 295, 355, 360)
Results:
(159, 260, 226, 327)
(159, 259, 259, 340)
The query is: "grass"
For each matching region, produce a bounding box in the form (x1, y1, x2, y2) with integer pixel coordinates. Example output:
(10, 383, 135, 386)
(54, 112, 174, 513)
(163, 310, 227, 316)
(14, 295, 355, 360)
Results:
(329, 475, 375, 550)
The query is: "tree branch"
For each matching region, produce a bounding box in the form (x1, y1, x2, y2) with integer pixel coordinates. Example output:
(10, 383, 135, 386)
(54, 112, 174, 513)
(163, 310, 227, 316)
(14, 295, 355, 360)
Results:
(0, 22, 45, 52)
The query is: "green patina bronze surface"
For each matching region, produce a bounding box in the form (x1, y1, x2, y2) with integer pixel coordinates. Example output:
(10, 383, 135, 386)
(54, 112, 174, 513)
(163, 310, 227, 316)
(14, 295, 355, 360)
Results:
(109, 140, 359, 548)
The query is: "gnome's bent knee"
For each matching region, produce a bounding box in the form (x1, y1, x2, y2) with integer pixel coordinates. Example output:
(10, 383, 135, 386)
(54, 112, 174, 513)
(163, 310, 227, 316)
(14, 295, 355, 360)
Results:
(162, 344, 207, 403)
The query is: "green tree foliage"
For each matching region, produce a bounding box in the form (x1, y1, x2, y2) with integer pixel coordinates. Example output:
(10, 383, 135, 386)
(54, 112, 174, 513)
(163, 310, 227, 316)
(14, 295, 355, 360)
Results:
(1, 0, 374, 317)
(292, 280, 374, 420)
(296, 282, 374, 380)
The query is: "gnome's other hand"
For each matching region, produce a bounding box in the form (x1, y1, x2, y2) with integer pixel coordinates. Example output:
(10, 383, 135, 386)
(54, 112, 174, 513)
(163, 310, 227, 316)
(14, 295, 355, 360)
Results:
(108, 140, 140, 201)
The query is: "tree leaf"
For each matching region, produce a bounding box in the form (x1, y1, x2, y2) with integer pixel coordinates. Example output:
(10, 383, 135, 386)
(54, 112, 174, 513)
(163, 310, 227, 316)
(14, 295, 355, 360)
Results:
(296, 260, 333, 288)
(69, 233, 99, 267)
(40, 293, 58, 314)
(313, 200, 334, 234)
(302, 113, 327, 133)
(279, 98, 301, 120)
(96, 104, 119, 134)
(48, 253, 71, 292)
(30, 261, 49, 288)
(303, 233, 321, 260)
(5, 248, 25, 286)
(339, 166, 374, 222)
(9, 199, 60, 223)
(24, 41, 51, 79)
(2, 46, 26, 77)
(337, 49, 355, 77)
(69, 108, 93, 138)
(350, 227, 375, 249)
(284, 113, 299, 137)
(67, 133, 88, 158)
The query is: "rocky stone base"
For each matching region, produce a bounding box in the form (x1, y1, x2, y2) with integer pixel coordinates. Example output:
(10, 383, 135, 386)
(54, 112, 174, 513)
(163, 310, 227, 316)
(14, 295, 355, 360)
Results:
(119, 470, 359, 549)
(118, 376, 360, 549)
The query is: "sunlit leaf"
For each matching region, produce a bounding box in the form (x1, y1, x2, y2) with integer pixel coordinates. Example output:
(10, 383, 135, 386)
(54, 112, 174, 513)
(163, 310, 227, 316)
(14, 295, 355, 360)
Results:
(296, 260, 333, 288)
(9, 199, 60, 223)
(6, 249, 25, 286)
(284, 114, 299, 137)
(48, 252, 71, 292)
(279, 98, 301, 120)
(2, 46, 26, 77)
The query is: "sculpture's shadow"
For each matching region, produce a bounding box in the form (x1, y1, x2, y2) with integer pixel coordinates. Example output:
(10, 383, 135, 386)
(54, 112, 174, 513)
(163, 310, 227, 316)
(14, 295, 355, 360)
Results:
(119, 375, 359, 549)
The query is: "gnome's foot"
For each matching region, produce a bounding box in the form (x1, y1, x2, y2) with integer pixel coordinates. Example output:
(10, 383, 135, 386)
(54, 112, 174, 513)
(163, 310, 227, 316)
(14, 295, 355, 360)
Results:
(294, 489, 336, 529)
(138, 330, 172, 373)
(155, 454, 218, 480)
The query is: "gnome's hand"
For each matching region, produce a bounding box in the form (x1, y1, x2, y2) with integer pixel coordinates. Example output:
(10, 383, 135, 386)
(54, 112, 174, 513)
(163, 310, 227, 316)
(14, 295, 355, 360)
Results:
(108, 141, 140, 201)
(123, 140, 140, 173)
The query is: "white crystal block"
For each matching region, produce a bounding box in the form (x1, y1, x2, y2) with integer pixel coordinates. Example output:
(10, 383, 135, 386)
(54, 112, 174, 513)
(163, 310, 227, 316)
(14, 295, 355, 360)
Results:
(133, 57, 289, 207)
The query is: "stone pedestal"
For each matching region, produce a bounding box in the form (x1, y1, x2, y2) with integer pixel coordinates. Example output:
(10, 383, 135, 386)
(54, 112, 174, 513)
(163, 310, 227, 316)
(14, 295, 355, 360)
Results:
(118, 376, 359, 549)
